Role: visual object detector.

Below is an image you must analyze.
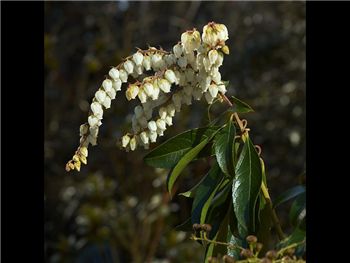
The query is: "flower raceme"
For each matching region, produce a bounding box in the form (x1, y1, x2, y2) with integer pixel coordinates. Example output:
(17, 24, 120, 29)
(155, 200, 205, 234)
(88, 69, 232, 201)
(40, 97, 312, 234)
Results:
(66, 22, 230, 172)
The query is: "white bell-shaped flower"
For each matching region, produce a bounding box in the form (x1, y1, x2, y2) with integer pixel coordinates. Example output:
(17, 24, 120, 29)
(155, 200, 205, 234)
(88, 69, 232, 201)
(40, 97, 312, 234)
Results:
(95, 90, 107, 104)
(112, 78, 122, 91)
(122, 135, 130, 147)
(148, 120, 157, 132)
(158, 79, 171, 93)
(91, 102, 103, 119)
(132, 51, 144, 66)
(88, 115, 99, 127)
(102, 96, 111, 109)
(126, 84, 139, 101)
(130, 136, 137, 151)
(119, 69, 128, 83)
(124, 60, 134, 74)
(109, 68, 119, 80)
(142, 55, 151, 71)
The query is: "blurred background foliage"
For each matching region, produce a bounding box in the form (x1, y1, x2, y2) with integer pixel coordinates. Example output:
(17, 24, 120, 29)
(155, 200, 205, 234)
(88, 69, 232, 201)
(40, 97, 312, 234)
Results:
(45, 2, 305, 262)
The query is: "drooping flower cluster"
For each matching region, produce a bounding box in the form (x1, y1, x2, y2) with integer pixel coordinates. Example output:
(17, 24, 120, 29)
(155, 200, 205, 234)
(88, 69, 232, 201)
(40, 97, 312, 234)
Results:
(66, 22, 230, 172)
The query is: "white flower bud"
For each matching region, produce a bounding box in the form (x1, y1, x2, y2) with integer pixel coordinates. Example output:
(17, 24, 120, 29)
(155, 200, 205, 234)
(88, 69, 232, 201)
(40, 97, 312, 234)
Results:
(126, 84, 139, 101)
(215, 51, 224, 67)
(88, 115, 99, 127)
(137, 89, 148, 103)
(149, 131, 158, 143)
(143, 83, 154, 97)
(119, 69, 128, 83)
(79, 146, 88, 157)
(200, 75, 211, 92)
(109, 68, 119, 80)
(165, 116, 173, 126)
(88, 134, 97, 146)
(91, 102, 103, 119)
(202, 22, 229, 46)
(157, 129, 164, 137)
(107, 87, 116, 100)
(212, 69, 221, 83)
(151, 53, 163, 70)
(156, 119, 166, 131)
(208, 50, 218, 65)
(218, 83, 227, 94)
(142, 55, 151, 71)
(173, 43, 183, 58)
(130, 136, 137, 151)
(186, 51, 196, 65)
(151, 85, 160, 100)
(203, 56, 212, 72)
(164, 54, 176, 66)
(135, 65, 143, 75)
(158, 79, 171, 93)
(148, 120, 157, 132)
(192, 88, 203, 100)
(102, 96, 111, 109)
(177, 56, 187, 69)
(208, 84, 219, 98)
(134, 105, 144, 118)
(112, 78, 122, 91)
(124, 60, 134, 74)
(159, 107, 167, 119)
(164, 69, 177, 84)
(205, 91, 214, 104)
(167, 104, 176, 117)
(89, 126, 99, 137)
(122, 135, 130, 147)
(95, 90, 107, 104)
(181, 30, 201, 54)
(132, 51, 144, 66)
(80, 124, 89, 136)
(140, 131, 149, 145)
(172, 93, 182, 112)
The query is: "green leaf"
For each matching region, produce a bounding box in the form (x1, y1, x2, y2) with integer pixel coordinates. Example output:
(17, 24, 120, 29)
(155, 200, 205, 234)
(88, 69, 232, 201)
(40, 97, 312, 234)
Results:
(231, 96, 254, 113)
(144, 126, 220, 168)
(277, 227, 306, 257)
(256, 200, 271, 255)
(214, 119, 236, 176)
(191, 163, 223, 225)
(178, 170, 211, 198)
(206, 184, 232, 240)
(212, 207, 231, 257)
(274, 185, 306, 208)
(167, 135, 216, 195)
(232, 137, 263, 236)
(289, 192, 306, 227)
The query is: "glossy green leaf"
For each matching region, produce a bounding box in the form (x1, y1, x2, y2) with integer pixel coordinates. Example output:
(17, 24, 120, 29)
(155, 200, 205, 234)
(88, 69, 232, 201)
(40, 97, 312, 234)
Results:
(191, 163, 223, 225)
(167, 136, 214, 195)
(205, 183, 232, 240)
(178, 170, 211, 198)
(232, 137, 262, 236)
(212, 207, 231, 257)
(277, 227, 306, 257)
(144, 126, 220, 168)
(231, 96, 254, 113)
(214, 119, 236, 176)
(274, 185, 306, 208)
(200, 179, 225, 224)
(289, 192, 306, 227)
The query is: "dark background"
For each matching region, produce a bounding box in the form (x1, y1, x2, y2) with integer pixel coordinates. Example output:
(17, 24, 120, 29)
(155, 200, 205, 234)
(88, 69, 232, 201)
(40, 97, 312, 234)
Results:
(44, 2, 305, 262)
